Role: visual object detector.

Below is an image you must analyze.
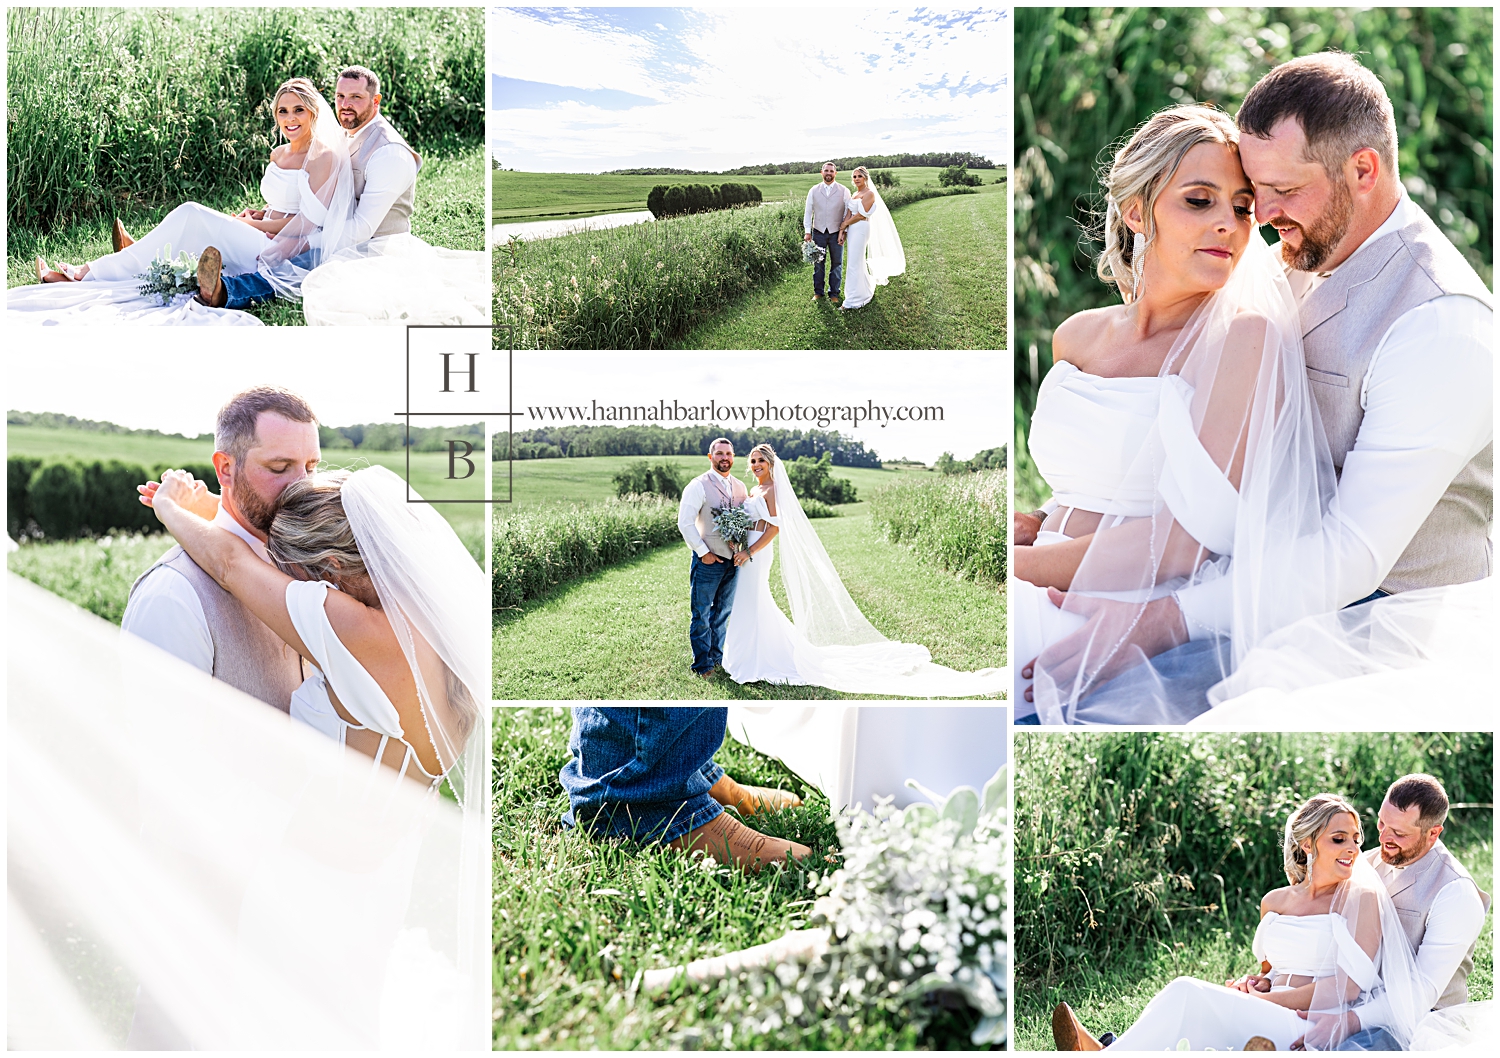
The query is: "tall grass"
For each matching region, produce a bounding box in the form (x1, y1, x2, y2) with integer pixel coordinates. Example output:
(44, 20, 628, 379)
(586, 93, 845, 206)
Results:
(1014, 731, 1493, 982)
(8, 6, 483, 234)
(8, 534, 171, 624)
(492, 497, 682, 612)
(494, 186, 981, 349)
(867, 469, 1007, 584)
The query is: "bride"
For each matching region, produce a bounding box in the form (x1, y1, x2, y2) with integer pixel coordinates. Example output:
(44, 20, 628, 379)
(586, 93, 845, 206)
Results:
(145, 464, 483, 789)
(838, 166, 905, 309)
(719, 443, 1005, 697)
(16, 77, 354, 323)
(1053, 794, 1423, 1051)
(1012, 104, 1348, 725)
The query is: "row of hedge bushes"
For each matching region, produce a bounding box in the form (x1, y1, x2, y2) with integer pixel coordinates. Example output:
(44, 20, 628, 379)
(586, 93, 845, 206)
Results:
(8, 456, 214, 541)
(867, 468, 1006, 583)
(646, 182, 764, 218)
(492, 496, 682, 611)
(499, 426, 882, 467)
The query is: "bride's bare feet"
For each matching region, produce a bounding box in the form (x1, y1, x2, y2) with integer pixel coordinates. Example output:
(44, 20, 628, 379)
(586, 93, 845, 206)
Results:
(667, 812, 810, 872)
(708, 773, 802, 816)
(36, 257, 83, 283)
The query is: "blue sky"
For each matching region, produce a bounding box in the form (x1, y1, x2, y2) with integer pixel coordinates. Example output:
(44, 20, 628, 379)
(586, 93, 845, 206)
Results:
(489, 6, 1011, 172)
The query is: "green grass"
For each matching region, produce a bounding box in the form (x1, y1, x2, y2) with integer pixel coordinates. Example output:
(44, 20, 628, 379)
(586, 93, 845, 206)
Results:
(669, 184, 1007, 350)
(7, 533, 176, 624)
(491, 167, 987, 222)
(1012, 822, 1494, 1050)
(492, 508, 1005, 700)
(492, 705, 932, 1050)
(9, 146, 485, 325)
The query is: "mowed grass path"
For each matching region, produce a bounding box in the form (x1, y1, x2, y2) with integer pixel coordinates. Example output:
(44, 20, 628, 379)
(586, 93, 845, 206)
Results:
(493, 508, 1006, 700)
(9, 148, 486, 326)
(1011, 823, 1494, 1051)
(491, 166, 971, 222)
(670, 186, 1007, 350)
(492, 707, 905, 1049)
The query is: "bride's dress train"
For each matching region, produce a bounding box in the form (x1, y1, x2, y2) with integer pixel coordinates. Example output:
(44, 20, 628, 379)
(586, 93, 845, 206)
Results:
(840, 185, 904, 310)
(719, 464, 1005, 697)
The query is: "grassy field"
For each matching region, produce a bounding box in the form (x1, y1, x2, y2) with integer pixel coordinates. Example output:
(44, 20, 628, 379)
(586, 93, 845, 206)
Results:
(492, 706, 928, 1049)
(9, 147, 485, 326)
(671, 183, 1007, 349)
(492, 166, 1000, 222)
(492, 505, 1006, 699)
(1011, 731, 1494, 1050)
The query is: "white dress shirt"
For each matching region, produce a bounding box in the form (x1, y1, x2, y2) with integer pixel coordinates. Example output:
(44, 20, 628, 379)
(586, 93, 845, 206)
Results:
(120, 507, 270, 672)
(677, 472, 736, 557)
(346, 124, 419, 246)
(804, 180, 853, 235)
(1376, 858, 1489, 1011)
(1178, 192, 1495, 638)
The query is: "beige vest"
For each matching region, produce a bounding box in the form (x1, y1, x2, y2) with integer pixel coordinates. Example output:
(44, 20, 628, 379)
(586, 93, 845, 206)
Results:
(694, 470, 749, 559)
(1367, 842, 1492, 1009)
(1298, 202, 1494, 593)
(349, 115, 421, 239)
(128, 548, 304, 712)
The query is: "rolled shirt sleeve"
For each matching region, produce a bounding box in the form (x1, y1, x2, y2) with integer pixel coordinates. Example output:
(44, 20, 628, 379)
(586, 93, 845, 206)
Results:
(1412, 878, 1488, 1011)
(678, 478, 709, 557)
(1177, 294, 1494, 639)
(120, 566, 214, 673)
(347, 142, 418, 245)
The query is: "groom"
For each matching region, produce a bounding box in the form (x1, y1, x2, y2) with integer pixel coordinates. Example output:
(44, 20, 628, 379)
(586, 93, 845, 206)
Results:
(804, 162, 853, 303)
(676, 438, 749, 678)
(1022, 52, 1494, 708)
(121, 386, 321, 710)
(194, 65, 423, 309)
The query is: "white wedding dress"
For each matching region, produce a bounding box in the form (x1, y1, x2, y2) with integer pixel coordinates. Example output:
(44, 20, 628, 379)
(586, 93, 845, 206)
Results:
(6, 162, 322, 326)
(841, 186, 905, 310)
(719, 471, 1006, 697)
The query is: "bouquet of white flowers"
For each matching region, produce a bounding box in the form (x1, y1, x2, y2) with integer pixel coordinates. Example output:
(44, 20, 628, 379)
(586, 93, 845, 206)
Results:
(802, 240, 827, 266)
(712, 505, 755, 553)
(135, 246, 199, 305)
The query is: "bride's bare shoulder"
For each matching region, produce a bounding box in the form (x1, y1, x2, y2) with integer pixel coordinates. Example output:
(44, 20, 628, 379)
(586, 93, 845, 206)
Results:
(1260, 885, 1295, 916)
(1053, 305, 1124, 369)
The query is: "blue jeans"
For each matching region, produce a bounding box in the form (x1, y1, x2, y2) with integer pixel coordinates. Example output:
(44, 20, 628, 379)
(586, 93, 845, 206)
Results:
(1336, 1026, 1400, 1050)
(688, 553, 738, 673)
(559, 707, 726, 844)
(220, 249, 316, 310)
(810, 228, 843, 297)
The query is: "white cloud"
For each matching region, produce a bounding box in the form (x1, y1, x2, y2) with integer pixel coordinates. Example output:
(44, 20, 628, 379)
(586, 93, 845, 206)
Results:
(490, 6, 1011, 172)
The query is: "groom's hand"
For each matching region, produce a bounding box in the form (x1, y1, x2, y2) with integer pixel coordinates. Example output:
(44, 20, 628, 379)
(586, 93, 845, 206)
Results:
(804, 232, 812, 243)
(1021, 592, 1189, 702)
(700, 552, 721, 564)
(1013, 509, 1044, 547)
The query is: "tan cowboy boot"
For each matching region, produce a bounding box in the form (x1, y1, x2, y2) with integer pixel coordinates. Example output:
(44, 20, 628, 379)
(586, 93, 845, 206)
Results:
(1243, 1037, 1276, 1051)
(708, 773, 802, 816)
(195, 246, 226, 307)
(1052, 1002, 1105, 1051)
(111, 219, 134, 252)
(667, 812, 810, 872)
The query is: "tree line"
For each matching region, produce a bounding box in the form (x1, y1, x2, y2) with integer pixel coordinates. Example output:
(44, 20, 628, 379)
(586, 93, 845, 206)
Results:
(496, 425, 882, 467)
(606, 152, 997, 177)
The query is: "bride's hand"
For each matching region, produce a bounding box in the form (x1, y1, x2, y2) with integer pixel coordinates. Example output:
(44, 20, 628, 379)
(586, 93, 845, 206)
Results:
(139, 472, 218, 520)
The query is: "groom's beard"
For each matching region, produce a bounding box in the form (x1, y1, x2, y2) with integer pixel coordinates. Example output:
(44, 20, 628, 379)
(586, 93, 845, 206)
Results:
(1273, 179, 1354, 272)
(232, 472, 280, 535)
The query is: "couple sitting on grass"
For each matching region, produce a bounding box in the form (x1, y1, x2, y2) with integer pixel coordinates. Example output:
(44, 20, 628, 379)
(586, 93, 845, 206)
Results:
(560, 707, 809, 870)
(18, 68, 483, 325)
(1052, 775, 1489, 1051)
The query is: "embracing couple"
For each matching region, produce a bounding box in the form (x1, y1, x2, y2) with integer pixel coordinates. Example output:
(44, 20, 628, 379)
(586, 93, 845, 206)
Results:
(1053, 774, 1491, 1051)
(676, 438, 1004, 696)
(803, 162, 906, 310)
(18, 68, 480, 325)
(1013, 53, 1493, 723)
(120, 387, 485, 802)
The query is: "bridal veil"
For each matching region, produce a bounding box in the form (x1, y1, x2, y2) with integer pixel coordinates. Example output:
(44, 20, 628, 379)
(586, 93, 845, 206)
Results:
(6, 467, 490, 1048)
(863, 185, 906, 285)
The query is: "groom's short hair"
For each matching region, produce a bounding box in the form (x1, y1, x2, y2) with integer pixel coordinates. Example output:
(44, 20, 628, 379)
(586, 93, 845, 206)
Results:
(1385, 773, 1450, 830)
(216, 387, 318, 463)
(1237, 52, 1398, 179)
(708, 437, 734, 452)
(338, 65, 381, 97)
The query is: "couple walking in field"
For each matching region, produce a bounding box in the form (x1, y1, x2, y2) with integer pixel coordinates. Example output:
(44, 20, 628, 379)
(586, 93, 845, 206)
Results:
(803, 161, 906, 309)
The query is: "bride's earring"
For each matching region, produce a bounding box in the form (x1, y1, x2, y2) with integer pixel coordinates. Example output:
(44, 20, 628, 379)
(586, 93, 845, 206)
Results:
(1131, 232, 1147, 301)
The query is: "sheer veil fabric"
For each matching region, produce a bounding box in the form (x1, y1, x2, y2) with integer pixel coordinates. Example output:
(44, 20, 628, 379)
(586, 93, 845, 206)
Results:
(753, 458, 1006, 696)
(6, 468, 490, 1048)
(1318, 857, 1423, 1050)
(863, 185, 906, 286)
(1031, 234, 1346, 722)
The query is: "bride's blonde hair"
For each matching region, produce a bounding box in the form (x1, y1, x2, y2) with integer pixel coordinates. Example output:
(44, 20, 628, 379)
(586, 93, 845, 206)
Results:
(266, 471, 369, 590)
(270, 77, 325, 139)
(1096, 104, 1240, 302)
(747, 443, 777, 481)
(1283, 793, 1363, 885)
